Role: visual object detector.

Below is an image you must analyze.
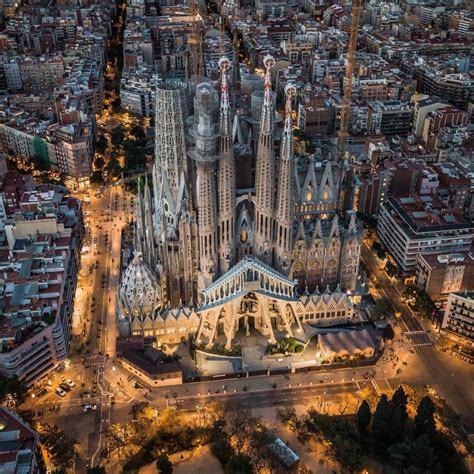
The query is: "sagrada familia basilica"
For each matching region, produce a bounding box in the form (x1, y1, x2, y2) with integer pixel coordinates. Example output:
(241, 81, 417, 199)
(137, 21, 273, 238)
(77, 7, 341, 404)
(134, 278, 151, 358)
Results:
(117, 54, 363, 350)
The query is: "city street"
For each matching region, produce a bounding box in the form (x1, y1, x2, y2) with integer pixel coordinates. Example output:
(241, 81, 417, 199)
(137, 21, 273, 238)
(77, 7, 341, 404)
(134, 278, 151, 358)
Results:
(23, 214, 474, 473)
(361, 242, 474, 431)
(25, 223, 474, 472)
(24, 183, 134, 471)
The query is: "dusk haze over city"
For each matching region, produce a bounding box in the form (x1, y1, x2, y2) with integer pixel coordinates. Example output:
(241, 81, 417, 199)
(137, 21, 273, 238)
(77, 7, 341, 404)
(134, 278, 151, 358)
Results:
(0, 0, 472, 472)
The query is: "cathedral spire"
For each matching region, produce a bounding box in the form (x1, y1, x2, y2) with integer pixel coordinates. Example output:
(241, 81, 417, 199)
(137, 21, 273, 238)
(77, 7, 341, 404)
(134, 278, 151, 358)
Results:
(254, 55, 276, 262)
(232, 33, 241, 90)
(134, 179, 144, 257)
(143, 175, 157, 267)
(274, 84, 296, 270)
(260, 54, 275, 135)
(217, 57, 236, 273)
(219, 57, 232, 145)
(188, 82, 220, 288)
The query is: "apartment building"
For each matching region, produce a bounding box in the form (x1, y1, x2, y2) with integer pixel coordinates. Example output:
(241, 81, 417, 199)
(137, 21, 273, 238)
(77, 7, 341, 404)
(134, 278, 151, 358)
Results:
(0, 182, 83, 385)
(377, 195, 474, 272)
(18, 56, 65, 93)
(414, 68, 473, 108)
(0, 408, 46, 473)
(368, 101, 413, 136)
(50, 119, 94, 181)
(416, 252, 474, 300)
(352, 78, 388, 103)
(441, 292, 474, 346)
(120, 66, 159, 117)
(0, 111, 93, 182)
(297, 94, 334, 136)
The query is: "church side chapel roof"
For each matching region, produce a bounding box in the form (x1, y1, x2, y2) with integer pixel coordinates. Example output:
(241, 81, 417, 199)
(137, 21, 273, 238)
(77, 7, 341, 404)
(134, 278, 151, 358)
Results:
(319, 329, 375, 356)
(120, 253, 160, 314)
(159, 305, 200, 322)
(298, 284, 353, 308)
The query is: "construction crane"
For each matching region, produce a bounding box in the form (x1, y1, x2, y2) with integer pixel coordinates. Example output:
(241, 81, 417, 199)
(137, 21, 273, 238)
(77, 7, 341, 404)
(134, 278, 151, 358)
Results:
(188, 0, 204, 77)
(339, 0, 363, 139)
(337, 0, 363, 212)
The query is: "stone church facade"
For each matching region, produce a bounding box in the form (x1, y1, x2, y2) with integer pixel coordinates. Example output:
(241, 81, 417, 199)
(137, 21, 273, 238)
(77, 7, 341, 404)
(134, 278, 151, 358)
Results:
(117, 54, 362, 348)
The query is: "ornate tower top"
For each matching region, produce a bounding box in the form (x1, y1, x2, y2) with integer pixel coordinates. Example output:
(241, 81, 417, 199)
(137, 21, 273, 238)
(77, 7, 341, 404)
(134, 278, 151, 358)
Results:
(218, 56, 231, 138)
(281, 83, 296, 161)
(260, 54, 275, 135)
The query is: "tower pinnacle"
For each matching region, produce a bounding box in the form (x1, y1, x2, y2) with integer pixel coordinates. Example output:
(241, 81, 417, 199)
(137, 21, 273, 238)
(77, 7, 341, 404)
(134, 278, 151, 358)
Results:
(260, 54, 276, 135)
(218, 57, 232, 143)
(274, 84, 296, 270)
(254, 54, 276, 262)
(217, 56, 236, 273)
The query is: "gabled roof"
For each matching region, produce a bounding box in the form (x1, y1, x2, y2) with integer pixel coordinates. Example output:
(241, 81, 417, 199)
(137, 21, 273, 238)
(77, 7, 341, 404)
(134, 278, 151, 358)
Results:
(199, 256, 297, 309)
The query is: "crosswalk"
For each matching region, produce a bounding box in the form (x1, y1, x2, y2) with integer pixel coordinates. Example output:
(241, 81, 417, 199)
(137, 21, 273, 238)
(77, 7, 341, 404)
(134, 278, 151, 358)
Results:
(411, 342, 434, 347)
(402, 330, 426, 336)
(371, 379, 382, 396)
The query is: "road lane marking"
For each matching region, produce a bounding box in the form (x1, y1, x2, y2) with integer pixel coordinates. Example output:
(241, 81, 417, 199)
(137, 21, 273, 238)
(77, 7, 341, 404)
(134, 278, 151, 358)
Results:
(371, 379, 382, 396)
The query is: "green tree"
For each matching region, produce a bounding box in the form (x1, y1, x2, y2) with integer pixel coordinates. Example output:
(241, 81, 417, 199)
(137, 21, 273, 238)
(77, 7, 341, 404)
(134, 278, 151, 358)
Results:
(372, 241, 382, 252)
(389, 405, 405, 441)
(377, 248, 387, 260)
(391, 386, 408, 426)
(112, 97, 121, 112)
(358, 213, 378, 232)
(124, 142, 146, 171)
(371, 299, 392, 320)
(357, 400, 371, 433)
(389, 434, 442, 472)
(33, 153, 51, 171)
(372, 394, 392, 439)
(94, 157, 105, 169)
(382, 325, 395, 341)
(90, 170, 104, 184)
(0, 375, 28, 409)
(385, 261, 402, 279)
(107, 157, 122, 176)
(155, 454, 173, 474)
(95, 135, 108, 154)
(225, 455, 252, 474)
(111, 126, 124, 146)
(87, 467, 106, 474)
(211, 425, 233, 465)
(130, 402, 156, 428)
(130, 124, 146, 142)
(305, 412, 362, 471)
(415, 396, 436, 438)
(37, 423, 78, 471)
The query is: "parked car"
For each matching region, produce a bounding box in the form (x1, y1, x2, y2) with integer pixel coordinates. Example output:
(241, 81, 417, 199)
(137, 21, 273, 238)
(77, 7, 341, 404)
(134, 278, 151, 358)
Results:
(55, 387, 66, 397)
(59, 383, 71, 392)
(63, 379, 75, 388)
(34, 387, 49, 398)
